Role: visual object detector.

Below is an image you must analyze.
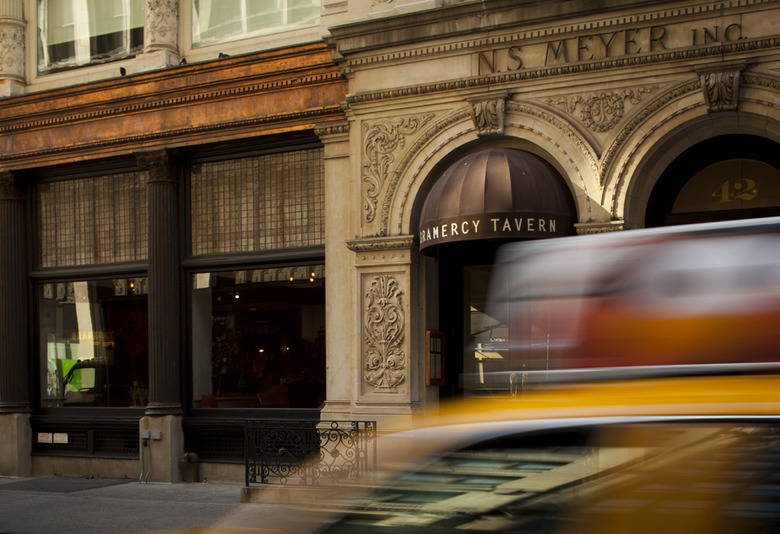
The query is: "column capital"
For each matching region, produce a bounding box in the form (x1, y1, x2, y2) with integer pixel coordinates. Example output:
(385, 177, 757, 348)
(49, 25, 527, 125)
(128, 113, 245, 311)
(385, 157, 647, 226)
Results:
(0, 171, 23, 201)
(136, 149, 177, 183)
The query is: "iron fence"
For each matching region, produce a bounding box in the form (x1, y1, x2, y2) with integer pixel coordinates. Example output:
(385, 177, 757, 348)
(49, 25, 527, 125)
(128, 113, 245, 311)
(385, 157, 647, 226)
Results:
(245, 419, 376, 485)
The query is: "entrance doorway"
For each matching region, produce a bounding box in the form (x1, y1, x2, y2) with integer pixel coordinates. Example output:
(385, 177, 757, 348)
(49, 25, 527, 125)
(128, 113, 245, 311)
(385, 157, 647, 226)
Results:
(436, 245, 506, 398)
(418, 148, 577, 399)
(647, 135, 780, 226)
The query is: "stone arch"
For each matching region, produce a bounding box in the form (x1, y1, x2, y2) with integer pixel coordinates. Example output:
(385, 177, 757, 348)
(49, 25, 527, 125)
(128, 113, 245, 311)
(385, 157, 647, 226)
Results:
(606, 73, 780, 228)
(382, 100, 602, 238)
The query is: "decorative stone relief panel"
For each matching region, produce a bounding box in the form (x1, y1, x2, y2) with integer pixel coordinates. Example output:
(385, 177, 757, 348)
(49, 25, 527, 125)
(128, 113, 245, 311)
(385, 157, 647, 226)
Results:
(700, 69, 741, 112)
(145, 0, 179, 52)
(362, 114, 434, 224)
(545, 86, 659, 133)
(363, 274, 406, 390)
(0, 21, 24, 80)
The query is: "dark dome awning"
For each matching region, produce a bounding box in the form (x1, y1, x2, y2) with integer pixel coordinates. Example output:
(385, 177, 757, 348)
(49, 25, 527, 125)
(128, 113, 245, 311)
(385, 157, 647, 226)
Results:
(419, 148, 576, 254)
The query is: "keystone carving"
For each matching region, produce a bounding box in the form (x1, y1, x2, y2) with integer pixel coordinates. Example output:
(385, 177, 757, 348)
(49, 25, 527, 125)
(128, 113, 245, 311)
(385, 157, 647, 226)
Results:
(362, 114, 433, 223)
(469, 97, 506, 136)
(546, 86, 658, 133)
(363, 275, 406, 389)
(700, 69, 741, 112)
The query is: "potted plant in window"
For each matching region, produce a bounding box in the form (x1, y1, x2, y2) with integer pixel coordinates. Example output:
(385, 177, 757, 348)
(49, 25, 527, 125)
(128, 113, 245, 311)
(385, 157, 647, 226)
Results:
(130, 383, 148, 407)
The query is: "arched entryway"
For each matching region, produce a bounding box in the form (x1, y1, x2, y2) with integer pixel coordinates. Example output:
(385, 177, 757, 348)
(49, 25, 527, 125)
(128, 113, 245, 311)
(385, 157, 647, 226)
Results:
(646, 135, 780, 227)
(417, 148, 576, 397)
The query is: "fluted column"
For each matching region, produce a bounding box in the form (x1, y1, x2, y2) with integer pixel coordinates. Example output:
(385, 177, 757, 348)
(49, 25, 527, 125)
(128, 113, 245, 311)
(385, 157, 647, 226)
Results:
(137, 150, 182, 416)
(0, 0, 25, 96)
(0, 171, 29, 412)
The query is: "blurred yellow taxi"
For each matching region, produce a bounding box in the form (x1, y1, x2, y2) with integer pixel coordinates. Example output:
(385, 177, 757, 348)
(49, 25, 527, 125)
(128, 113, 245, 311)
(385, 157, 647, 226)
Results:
(241, 371, 780, 534)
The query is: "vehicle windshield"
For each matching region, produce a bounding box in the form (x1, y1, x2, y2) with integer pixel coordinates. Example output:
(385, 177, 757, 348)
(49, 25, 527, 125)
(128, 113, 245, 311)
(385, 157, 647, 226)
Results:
(318, 422, 780, 533)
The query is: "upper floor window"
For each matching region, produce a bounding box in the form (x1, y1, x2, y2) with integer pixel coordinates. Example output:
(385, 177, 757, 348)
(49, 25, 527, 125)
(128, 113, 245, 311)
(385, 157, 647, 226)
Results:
(192, 0, 319, 48)
(37, 0, 144, 74)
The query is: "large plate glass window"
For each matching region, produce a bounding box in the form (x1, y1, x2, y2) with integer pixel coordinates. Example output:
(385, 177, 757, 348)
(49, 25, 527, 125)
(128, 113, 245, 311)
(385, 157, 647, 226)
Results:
(37, 0, 144, 74)
(39, 278, 149, 408)
(191, 266, 325, 409)
(192, 0, 319, 48)
(36, 170, 149, 408)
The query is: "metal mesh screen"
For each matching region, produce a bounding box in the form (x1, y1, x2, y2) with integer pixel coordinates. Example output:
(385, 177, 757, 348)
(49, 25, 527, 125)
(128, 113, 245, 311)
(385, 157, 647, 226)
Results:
(190, 147, 324, 255)
(36, 172, 149, 268)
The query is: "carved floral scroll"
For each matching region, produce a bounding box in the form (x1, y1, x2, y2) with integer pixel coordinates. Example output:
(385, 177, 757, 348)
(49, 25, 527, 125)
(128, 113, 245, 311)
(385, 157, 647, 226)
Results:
(363, 275, 406, 389)
(362, 115, 433, 223)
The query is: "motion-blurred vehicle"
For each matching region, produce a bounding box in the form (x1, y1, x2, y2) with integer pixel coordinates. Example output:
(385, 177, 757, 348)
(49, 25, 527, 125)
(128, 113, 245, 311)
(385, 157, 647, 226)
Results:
(238, 218, 780, 533)
(471, 216, 780, 392)
(235, 372, 780, 534)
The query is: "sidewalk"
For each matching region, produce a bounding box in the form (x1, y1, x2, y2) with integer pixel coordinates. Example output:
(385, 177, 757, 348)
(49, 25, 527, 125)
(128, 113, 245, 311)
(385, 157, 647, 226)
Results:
(0, 476, 317, 534)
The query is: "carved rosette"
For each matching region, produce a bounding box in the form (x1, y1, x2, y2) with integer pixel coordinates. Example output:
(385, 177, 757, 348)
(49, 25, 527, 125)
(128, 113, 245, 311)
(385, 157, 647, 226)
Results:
(0, 20, 24, 80)
(362, 114, 433, 223)
(469, 98, 506, 136)
(363, 275, 406, 389)
(700, 69, 741, 112)
(145, 0, 179, 53)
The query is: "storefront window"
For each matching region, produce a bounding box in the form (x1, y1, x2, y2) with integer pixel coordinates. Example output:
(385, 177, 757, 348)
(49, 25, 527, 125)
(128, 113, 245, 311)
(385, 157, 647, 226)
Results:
(192, 0, 319, 48)
(37, 0, 144, 74)
(191, 266, 325, 409)
(39, 277, 149, 408)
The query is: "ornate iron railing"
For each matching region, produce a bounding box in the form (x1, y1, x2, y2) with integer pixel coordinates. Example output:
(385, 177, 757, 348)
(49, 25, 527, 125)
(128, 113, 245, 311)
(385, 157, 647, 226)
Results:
(245, 419, 376, 485)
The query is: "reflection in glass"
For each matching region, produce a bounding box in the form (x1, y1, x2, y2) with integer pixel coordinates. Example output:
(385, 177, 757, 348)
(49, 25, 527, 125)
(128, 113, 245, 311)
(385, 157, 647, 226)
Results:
(191, 266, 325, 409)
(37, 0, 145, 73)
(39, 277, 149, 407)
(192, 0, 319, 48)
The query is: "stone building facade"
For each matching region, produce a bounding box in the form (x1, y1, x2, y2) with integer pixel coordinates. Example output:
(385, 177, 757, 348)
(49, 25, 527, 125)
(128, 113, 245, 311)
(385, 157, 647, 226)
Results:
(1, 0, 780, 482)
(319, 0, 780, 429)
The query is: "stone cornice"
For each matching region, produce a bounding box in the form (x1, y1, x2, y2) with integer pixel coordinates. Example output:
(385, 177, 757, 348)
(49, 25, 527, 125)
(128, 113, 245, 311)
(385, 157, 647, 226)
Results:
(0, 43, 344, 135)
(332, 0, 774, 61)
(0, 106, 344, 165)
(329, 0, 675, 57)
(0, 41, 347, 168)
(345, 35, 780, 106)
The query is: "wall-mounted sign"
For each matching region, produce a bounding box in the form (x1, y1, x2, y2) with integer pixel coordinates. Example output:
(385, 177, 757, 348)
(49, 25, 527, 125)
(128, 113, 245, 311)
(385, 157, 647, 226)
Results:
(420, 213, 571, 248)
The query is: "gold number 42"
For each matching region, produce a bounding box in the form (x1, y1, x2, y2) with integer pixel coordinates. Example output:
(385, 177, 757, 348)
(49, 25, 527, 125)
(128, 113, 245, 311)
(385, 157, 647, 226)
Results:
(712, 178, 757, 203)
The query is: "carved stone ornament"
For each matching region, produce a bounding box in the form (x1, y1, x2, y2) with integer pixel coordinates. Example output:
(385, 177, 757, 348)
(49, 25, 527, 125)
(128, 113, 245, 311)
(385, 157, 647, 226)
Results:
(362, 114, 433, 223)
(145, 0, 179, 52)
(546, 86, 658, 133)
(700, 69, 741, 112)
(364, 275, 406, 389)
(469, 97, 506, 136)
(0, 21, 25, 79)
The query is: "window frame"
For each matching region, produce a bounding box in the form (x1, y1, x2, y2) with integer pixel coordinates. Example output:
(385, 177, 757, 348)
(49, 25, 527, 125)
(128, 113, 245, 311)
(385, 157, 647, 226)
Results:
(181, 134, 326, 418)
